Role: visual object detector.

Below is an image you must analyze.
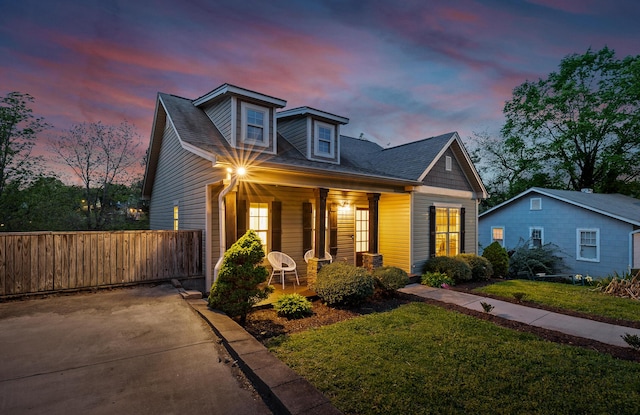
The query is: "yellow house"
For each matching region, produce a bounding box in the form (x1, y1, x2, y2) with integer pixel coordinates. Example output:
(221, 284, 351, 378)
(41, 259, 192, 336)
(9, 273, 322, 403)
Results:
(142, 83, 488, 290)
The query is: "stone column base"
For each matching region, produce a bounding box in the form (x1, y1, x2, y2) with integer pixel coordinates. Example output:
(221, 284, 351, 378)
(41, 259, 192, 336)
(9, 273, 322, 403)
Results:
(362, 253, 383, 273)
(306, 257, 332, 289)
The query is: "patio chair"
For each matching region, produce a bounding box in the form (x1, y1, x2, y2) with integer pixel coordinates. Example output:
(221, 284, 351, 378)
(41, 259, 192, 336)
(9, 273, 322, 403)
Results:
(267, 251, 300, 289)
(303, 249, 333, 263)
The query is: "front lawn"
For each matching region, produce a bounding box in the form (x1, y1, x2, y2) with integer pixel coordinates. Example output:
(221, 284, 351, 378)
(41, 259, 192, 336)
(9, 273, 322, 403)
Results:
(473, 280, 640, 322)
(268, 302, 640, 414)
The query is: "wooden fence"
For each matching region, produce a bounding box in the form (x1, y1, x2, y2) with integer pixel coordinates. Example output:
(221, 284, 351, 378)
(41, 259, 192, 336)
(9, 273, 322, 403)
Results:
(0, 230, 202, 298)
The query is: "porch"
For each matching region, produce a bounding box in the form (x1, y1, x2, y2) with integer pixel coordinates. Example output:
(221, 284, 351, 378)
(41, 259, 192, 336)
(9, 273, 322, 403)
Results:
(256, 276, 316, 306)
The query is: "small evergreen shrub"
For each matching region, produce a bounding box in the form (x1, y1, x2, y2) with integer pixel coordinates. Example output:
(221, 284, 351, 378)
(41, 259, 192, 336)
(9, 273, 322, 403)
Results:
(622, 333, 640, 351)
(482, 242, 509, 278)
(423, 256, 472, 283)
(273, 293, 313, 319)
(421, 271, 455, 288)
(508, 240, 565, 278)
(372, 266, 410, 292)
(456, 253, 493, 281)
(315, 262, 375, 307)
(208, 230, 273, 325)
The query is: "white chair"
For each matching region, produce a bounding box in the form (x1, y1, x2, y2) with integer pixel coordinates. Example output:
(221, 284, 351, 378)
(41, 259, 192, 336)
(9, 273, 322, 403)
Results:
(267, 251, 300, 289)
(303, 249, 333, 263)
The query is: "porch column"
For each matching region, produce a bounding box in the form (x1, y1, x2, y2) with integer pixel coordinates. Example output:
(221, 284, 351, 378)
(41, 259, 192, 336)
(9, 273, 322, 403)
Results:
(367, 193, 380, 253)
(314, 188, 329, 258)
(364, 193, 383, 272)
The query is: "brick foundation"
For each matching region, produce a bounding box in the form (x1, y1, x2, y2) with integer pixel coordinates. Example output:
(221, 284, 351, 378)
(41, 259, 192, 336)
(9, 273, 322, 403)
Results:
(362, 253, 383, 272)
(306, 257, 332, 288)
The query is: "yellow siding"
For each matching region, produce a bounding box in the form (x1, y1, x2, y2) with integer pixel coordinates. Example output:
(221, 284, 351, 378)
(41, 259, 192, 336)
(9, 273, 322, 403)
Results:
(379, 193, 411, 273)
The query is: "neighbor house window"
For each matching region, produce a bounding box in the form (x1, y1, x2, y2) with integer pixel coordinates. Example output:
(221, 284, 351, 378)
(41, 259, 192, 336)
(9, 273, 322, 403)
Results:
(445, 155, 452, 171)
(530, 198, 542, 210)
(241, 102, 269, 147)
(491, 227, 504, 246)
(577, 228, 600, 262)
(435, 207, 460, 256)
(249, 202, 269, 250)
(173, 205, 179, 230)
(314, 121, 335, 157)
(530, 227, 543, 248)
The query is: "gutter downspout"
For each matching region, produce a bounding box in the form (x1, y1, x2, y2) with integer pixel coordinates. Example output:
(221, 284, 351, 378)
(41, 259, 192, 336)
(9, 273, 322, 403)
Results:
(213, 174, 238, 284)
(629, 229, 640, 273)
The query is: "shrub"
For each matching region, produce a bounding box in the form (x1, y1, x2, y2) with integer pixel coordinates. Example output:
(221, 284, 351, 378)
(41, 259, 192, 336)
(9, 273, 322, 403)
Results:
(208, 230, 273, 325)
(421, 271, 455, 288)
(456, 253, 493, 281)
(622, 333, 640, 350)
(273, 293, 313, 319)
(315, 262, 375, 307)
(423, 256, 472, 283)
(372, 266, 409, 292)
(508, 240, 566, 278)
(482, 242, 509, 278)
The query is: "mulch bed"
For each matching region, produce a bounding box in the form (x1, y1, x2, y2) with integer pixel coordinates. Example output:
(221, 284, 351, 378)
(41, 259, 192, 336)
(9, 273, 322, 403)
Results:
(244, 280, 640, 363)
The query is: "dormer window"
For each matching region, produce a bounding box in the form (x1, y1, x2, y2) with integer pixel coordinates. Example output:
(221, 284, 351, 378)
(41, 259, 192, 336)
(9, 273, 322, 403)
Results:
(315, 121, 335, 157)
(241, 102, 269, 147)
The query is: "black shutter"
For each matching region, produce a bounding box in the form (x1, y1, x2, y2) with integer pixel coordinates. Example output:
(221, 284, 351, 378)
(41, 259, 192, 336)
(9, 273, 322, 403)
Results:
(329, 203, 338, 256)
(429, 205, 436, 258)
(302, 202, 313, 256)
(225, 193, 237, 249)
(237, 199, 247, 241)
(460, 207, 465, 254)
(271, 201, 282, 252)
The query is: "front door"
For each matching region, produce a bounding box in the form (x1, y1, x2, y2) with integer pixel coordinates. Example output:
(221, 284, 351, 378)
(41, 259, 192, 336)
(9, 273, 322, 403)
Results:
(355, 208, 369, 266)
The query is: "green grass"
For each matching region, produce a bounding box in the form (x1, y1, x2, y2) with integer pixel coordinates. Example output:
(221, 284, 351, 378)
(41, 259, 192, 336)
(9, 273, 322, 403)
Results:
(269, 303, 640, 414)
(474, 280, 640, 322)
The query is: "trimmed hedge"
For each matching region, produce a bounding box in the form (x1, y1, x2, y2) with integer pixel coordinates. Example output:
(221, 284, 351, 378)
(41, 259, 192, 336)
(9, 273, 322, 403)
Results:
(315, 262, 375, 306)
(482, 242, 509, 278)
(372, 266, 410, 292)
(423, 256, 472, 283)
(456, 253, 493, 281)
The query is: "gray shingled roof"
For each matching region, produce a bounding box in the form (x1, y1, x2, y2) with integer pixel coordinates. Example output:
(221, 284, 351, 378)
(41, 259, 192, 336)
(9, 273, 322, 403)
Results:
(481, 187, 640, 226)
(158, 93, 420, 183)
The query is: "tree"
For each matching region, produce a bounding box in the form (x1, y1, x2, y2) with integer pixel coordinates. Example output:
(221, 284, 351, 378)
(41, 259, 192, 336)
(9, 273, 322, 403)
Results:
(50, 121, 141, 229)
(0, 92, 48, 198)
(475, 47, 640, 204)
(208, 230, 273, 325)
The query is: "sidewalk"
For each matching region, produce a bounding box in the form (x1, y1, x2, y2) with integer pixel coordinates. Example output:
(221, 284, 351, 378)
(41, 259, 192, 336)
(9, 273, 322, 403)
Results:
(399, 283, 640, 348)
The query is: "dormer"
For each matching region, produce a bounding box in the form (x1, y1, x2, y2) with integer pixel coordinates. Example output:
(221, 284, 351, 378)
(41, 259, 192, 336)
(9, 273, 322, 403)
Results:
(277, 107, 349, 164)
(193, 84, 286, 154)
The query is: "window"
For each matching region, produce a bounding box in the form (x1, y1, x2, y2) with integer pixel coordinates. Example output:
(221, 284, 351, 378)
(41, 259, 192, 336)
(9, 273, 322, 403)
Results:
(530, 198, 542, 210)
(249, 202, 269, 250)
(445, 155, 452, 171)
(577, 228, 600, 262)
(314, 121, 335, 157)
(491, 227, 504, 246)
(241, 102, 269, 147)
(355, 208, 369, 253)
(530, 227, 543, 248)
(173, 205, 179, 230)
(435, 207, 460, 256)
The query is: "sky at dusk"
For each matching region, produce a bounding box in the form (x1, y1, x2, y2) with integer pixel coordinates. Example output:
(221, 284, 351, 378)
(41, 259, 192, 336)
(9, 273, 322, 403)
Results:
(2, 0, 640, 182)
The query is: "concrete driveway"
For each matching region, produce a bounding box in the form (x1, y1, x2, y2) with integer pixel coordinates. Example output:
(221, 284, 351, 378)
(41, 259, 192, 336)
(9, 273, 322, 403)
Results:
(0, 284, 271, 415)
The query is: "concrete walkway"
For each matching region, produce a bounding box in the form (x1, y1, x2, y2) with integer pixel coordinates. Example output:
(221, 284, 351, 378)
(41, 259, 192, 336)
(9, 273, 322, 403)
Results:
(399, 283, 640, 348)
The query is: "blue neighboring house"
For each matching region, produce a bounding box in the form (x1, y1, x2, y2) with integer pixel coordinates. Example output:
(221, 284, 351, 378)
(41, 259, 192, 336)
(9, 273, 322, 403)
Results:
(479, 187, 640, 277)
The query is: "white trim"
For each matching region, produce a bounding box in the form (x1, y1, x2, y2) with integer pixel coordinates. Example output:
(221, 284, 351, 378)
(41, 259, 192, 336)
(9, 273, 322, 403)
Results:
(314, 120, 335, 158)
(530, 197, 542, 210)
(529, 226, 544, 248)
(412, 185, 477, 199)
(433, 202, 462, 208)
(230, 96, 237, 147)
(491, 226, 505, 247)
(305, 117, 312, 159)
(277, 106, 349, 124)
(576, 228, 600, 262)
(241, 101, 269, 148)
(445, 156, 452, 171)
(194, 83, 286, 107)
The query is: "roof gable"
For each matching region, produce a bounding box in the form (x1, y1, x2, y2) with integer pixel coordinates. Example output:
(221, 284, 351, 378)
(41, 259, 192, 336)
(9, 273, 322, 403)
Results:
(480, 187, 640, 226)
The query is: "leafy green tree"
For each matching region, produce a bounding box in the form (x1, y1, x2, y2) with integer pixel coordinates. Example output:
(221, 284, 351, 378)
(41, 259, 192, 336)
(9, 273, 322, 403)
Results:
(208, 230, 273, 325)
(474, 47, 640, 205)
(0, 92, 48, 198)
(49, 121, 141, 229)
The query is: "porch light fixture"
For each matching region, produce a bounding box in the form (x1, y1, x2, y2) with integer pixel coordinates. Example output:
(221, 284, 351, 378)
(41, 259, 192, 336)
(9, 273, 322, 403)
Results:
(338, 201, 351, 213)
